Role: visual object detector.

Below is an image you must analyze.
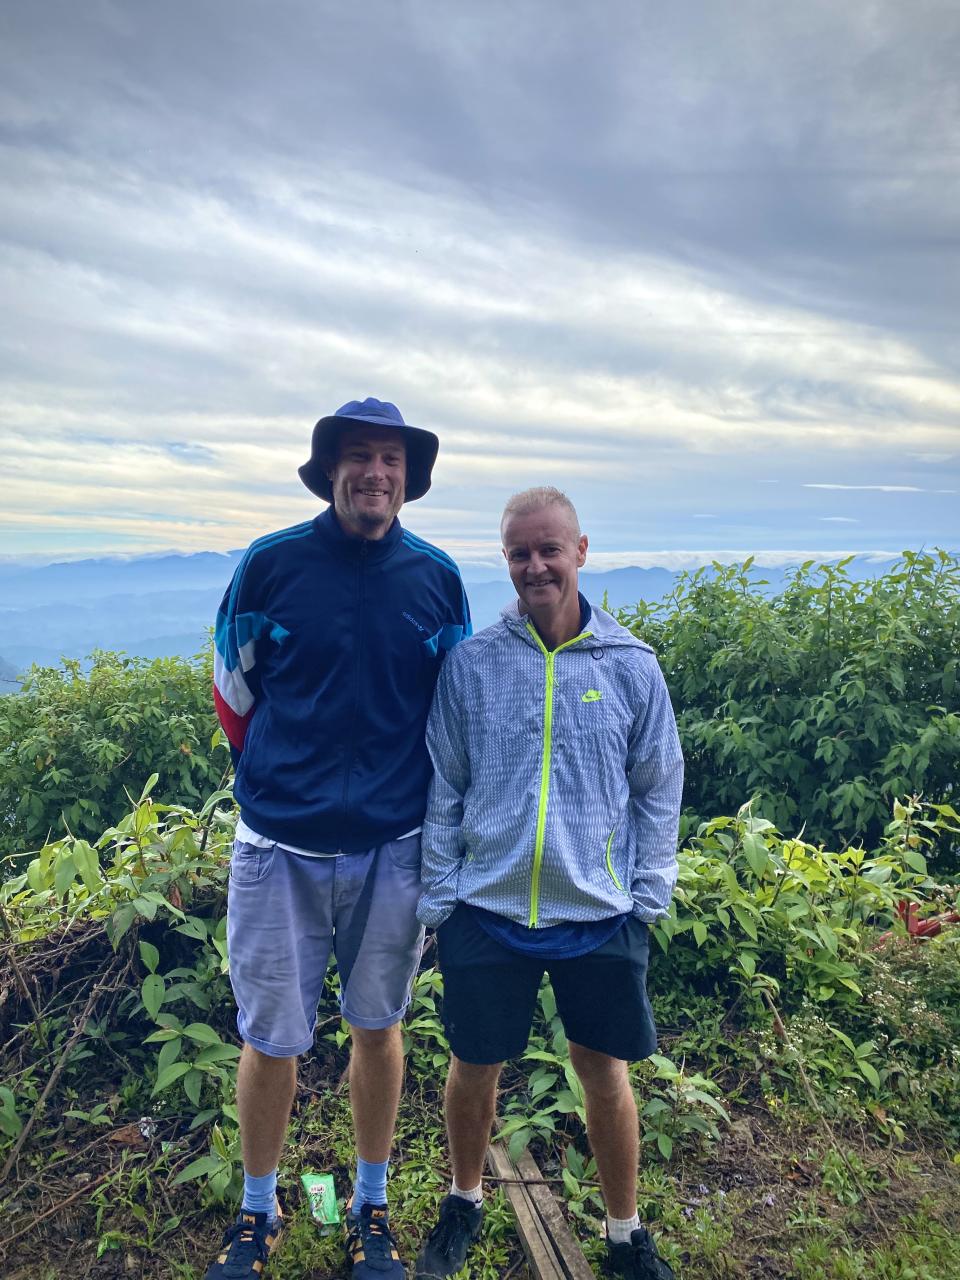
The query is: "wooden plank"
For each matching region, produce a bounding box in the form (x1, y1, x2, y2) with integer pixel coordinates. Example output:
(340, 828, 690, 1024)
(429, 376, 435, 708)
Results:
(488, 1142, 566, 1280)
(513, 1148, 597, 1280)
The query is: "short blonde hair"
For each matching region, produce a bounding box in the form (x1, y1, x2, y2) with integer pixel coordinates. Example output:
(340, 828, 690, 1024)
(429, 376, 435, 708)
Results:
(500, 487, 581, 542)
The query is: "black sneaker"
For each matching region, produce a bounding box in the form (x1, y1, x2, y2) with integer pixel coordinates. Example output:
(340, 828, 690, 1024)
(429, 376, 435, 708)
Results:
(345, 1201, 404, 1277)
(415, 1194, 484, 1278)
(606, 1225, 675, 1279)
(204, 1206, 283, 1278)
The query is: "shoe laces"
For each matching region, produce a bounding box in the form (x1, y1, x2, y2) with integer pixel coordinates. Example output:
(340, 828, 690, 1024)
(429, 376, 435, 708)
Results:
(220, 1218, 271, 1276)
(427, 1198, 477, 1254)
(628, 1227, 672, 1279)
(350, 1206, 398, 1267)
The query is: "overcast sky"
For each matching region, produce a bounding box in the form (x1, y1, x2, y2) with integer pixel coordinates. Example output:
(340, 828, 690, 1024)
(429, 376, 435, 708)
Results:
(1, 0, 958, 569)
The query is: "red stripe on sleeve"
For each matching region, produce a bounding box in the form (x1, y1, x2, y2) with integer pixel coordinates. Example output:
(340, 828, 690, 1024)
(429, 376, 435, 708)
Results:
(214, 685, 252, 751)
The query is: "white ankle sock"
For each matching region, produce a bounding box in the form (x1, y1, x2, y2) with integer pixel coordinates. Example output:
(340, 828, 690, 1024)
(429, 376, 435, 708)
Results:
(606, 1212, 641, 1244)
(450, 1179, 483, 1206)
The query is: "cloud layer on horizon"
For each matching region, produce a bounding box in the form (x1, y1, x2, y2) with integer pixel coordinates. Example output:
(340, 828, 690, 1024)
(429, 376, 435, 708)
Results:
(0, 0, 957, 562)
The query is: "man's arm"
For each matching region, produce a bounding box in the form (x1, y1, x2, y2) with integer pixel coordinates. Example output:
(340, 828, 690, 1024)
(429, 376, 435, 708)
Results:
(418, 657, 470, 927)
(212, 563, 266, 768)
(625, 658, 684, 921)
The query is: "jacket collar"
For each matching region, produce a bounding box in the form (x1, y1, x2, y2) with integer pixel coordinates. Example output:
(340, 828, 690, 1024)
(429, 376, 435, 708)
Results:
(500, 595, 653, 653)
(313, 506, 403, 562)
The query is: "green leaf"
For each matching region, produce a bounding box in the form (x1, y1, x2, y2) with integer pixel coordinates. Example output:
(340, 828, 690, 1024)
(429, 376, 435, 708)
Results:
(72, 841, 103, 893)
(901, 849, 928, 874)
(175, 917, 209, 942)
(138, 773, 160, 803)
(54, 853, 77, 898)
(553, 1090, 582, 1115)
(152, 1061, 192, 1097)
(0, 1087, 22, 1138)
(731, 904, 758, 941)
(132, 895, 159, 922)
(692, 921, 708, 947)
(181, 1022, 225, 1046)
(688, 1091, 730, 1120)
(815, 923, 839, 955)
(139, 940, 160, 974)
(741, 832, 769, 877)
(837, 978, 863, 995)
(507, 1127, 531, 1161)
(826, 1025, 856, 1054)
(26, 858, 46, 894)
(189, 1108, 220, 1130)
(194, 1044, 242, 1067)
(108, 903, 137, 946)
(141, 974, 166, 1021)
(738, 951, 757, 977)
(858, 1060, 880, 1089)
(656, 1132, 673, 1160)
(565, 1145, 585, 1180)
(156, 1037, 183, 1079)
(183, 1068, 204, 1108)
(530, 1071, 558, 1099)
(170, 1155, 223, 1186)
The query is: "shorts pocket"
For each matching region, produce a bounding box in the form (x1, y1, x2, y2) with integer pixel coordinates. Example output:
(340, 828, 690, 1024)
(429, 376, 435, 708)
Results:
(230, 840, 277, 885)
(386, 834, 421, 870)
(627, 916, 650, 952)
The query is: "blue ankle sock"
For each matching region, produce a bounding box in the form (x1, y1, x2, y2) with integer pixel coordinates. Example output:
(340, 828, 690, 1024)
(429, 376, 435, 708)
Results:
(353, 1157, 389, 1210)
(242, 1168, 278, 1218)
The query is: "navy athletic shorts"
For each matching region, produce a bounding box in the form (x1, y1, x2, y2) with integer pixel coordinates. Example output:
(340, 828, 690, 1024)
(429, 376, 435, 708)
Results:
(435, 903, 659, 1064)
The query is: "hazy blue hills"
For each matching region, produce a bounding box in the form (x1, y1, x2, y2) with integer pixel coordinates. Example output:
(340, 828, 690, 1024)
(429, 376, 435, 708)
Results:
(0, 551, 242, 607)
(0, 550, 877, 678)
(0, 552, 684, 674)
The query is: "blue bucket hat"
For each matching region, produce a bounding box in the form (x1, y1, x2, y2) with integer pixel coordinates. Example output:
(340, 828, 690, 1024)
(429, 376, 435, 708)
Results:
(298, 397, 440, 504)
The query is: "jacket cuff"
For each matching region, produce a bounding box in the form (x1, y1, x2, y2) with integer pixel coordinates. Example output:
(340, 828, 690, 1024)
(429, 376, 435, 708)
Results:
(416, 899, 458, 928)
(631, 901, 663, 923)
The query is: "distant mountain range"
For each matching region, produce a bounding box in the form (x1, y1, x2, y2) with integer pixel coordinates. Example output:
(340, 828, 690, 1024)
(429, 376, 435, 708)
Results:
(0, 548, 878, 678)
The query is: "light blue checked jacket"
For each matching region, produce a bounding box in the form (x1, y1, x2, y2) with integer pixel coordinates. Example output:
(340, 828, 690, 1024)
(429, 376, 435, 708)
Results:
(418, 601, 684, 929)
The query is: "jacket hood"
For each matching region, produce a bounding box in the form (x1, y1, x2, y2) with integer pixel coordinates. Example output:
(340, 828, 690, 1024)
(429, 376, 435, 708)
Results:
(499, 598, 654, 654)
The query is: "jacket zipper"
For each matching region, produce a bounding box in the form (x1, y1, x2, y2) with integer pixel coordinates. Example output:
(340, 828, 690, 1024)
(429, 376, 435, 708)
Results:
(605, 828, 623, 891)
(526, 623, 592, 926)
(341, 543, 368, 825)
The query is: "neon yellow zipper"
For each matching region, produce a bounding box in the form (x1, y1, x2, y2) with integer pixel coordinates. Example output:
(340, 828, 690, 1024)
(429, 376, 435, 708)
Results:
(605, 828, 623, 891)
(526, 623, 591, 926)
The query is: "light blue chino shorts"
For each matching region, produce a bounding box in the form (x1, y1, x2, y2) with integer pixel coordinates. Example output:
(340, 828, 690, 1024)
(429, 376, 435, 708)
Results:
(226, 834, 425, 1057)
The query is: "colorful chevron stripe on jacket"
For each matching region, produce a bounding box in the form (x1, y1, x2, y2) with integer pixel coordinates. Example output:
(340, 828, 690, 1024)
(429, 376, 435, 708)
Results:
(214, 507, 471, 854)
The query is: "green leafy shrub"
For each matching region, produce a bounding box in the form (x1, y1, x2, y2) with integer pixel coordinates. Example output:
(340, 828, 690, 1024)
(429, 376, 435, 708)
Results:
(2, 787, 958, 1229)
(653, 797, 958, 1011)
(0, 781, 240, 1198)
(0, 648, 228, 856)
(619, 550, 960, 854)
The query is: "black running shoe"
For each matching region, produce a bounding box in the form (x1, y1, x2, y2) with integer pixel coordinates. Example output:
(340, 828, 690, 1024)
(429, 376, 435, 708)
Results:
(415, 1194, 484, 1278)
(204, 1207, 283, 1279)
(345, 1201, 404, 1277)
(606, 1225, 675, 1279)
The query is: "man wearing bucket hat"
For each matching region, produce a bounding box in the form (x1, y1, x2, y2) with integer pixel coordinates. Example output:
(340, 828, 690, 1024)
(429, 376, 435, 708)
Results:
(210, 398, 471, 1280)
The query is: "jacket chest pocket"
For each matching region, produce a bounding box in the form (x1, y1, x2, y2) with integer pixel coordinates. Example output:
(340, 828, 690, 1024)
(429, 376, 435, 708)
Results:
(552, 680, 628, 749)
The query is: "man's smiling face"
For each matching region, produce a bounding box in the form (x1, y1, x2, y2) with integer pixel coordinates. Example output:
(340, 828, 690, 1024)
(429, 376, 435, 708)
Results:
(328, 426, 407, 539)
(502, 503, 588, 636)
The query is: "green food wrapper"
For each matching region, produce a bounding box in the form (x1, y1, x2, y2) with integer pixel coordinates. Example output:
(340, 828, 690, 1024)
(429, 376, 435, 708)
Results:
(301, 1172, 340, 1230)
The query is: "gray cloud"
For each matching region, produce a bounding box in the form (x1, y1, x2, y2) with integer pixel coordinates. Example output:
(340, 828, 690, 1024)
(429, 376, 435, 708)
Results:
(0, 0, 958, 560)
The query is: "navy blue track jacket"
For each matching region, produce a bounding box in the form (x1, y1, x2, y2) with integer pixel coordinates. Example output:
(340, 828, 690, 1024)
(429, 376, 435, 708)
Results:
(214, 508, 471, 853)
